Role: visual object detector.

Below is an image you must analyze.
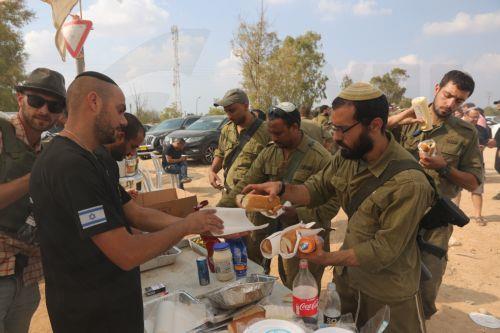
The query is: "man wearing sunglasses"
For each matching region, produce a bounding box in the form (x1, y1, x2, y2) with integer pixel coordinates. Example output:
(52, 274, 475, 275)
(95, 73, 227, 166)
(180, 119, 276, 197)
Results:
(243, 83, 435, 332)
(0, 67, 66, 333)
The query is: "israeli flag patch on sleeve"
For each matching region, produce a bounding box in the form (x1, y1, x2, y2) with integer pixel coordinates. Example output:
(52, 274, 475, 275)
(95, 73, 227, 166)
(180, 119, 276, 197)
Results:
(78, 205, 107, 229)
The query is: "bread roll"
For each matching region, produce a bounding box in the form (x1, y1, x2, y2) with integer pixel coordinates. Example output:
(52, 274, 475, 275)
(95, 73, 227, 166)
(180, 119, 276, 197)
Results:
(280, 228, 308, 254)
(261, 239, 273, 255)
(239, 194, 281, 213)
(228, 305, 266, 333)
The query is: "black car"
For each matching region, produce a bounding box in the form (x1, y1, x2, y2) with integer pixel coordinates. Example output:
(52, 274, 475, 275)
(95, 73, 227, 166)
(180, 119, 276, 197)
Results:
(138, 116, 200, 156)
(166, 115, 228, 164)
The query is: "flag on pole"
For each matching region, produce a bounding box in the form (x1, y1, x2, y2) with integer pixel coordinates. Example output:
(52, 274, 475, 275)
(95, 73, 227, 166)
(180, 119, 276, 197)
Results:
(42, 0, 79, 61)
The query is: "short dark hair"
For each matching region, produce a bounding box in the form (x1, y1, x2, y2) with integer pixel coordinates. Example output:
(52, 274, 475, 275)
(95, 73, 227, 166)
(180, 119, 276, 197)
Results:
(299, 105, 311, 118)
(319, 105, 329, 113)
(173, 137, 185, 144)
(123, 113, 145, 140)
(268, 106, 301, 128)
(331, 95, 389, 132)
(439, 70, 475, 96)
(75, 71, 117, 86)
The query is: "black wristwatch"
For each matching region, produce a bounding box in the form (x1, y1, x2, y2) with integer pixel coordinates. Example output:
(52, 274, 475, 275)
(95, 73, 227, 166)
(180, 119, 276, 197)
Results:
(437, 164, 451, 178)
(277, 181, 287, 197)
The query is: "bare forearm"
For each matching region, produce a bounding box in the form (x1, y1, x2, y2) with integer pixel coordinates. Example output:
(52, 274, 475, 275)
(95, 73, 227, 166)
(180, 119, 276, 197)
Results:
(282, 184, 311, 206)
(124, 201, 183, 232)
(0, 174, 30, 209)
(211, 156, 222, 174)
(93, 221, 189, 271)
(445, 167, 479, 192)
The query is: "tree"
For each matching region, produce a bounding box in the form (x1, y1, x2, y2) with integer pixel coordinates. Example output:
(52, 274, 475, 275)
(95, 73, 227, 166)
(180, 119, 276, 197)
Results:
(207, 106, 225, 115)
(159, 103, 182, 121)
(231, 5, 279, 110)
(135, 109, 160, 124)
(340, 75, 353, 90)
(263, 31, 328, 108)
(484, 106, 500, 117)
(370, 68, 410, 106)
(0, 0, 34, 112)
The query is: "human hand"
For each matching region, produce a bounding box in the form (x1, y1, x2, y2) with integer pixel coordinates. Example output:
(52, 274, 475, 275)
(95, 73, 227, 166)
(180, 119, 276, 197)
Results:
(487, 139, 497, 149)
(297, 236, 328, 265)
(184, 209, 224, 235)
(241, 181, 282, 203)
(181, 156, 188, 162)
(209, 171, 224, 190)
(419, 152, 448, 170)
(127, 189, 139, 200)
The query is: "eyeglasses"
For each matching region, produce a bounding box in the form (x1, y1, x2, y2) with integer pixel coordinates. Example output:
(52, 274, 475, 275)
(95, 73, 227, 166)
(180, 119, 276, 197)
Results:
(331, 121, 360, 134)
(26, 94, 65, 114)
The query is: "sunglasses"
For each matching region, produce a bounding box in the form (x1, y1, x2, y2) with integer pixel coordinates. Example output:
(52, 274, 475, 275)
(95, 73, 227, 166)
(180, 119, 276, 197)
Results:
(26, 94, 65, 114)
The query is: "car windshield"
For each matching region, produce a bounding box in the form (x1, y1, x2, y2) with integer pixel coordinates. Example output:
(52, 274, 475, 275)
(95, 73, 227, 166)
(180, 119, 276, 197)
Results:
(187, 117, 225, 130)
(152, 118, 183, 131)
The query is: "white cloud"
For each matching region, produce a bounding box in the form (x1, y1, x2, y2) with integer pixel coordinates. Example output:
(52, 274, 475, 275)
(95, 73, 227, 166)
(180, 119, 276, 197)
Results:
(391, 54, 422, 66)
(318, 0, 391, 20)
(213, 52, 241, 87)
(423, 10, 500, 36)
(466, 53, 500, 74)
(85, 0, 169, 37)
(352, 0, 392, 16)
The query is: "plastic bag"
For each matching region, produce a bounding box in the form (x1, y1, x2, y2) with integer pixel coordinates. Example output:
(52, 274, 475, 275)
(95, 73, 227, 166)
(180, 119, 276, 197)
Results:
(360, 305, 390, 333)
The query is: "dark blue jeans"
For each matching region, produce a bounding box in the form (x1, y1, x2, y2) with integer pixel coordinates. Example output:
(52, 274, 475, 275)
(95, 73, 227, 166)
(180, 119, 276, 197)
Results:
(165, 161, 188, 180)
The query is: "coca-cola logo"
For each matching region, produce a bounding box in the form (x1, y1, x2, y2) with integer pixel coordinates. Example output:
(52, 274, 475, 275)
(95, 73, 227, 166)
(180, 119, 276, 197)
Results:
(293, 296, 319, 317)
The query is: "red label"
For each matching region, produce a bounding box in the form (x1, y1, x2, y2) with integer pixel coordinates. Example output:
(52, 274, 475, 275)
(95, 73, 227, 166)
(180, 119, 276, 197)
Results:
(293, 295, 319, 317)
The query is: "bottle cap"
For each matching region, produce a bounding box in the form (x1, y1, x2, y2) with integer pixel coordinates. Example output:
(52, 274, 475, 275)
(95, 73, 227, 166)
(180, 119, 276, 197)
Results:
(213, 242, 230, 251)
(299, 259, 308, 269)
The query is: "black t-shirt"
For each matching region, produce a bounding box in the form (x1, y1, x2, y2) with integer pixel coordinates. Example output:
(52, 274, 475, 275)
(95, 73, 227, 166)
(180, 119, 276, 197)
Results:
(30, 136, 143, 333)
(164, 144, 182, 160)
(94, 146, 132, 205)
(475, 125, 490, 146)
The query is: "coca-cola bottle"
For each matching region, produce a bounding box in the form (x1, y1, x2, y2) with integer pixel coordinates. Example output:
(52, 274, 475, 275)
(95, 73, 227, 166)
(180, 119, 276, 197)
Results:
(293, 259, 319, 327)
(323, 282, 341, 325)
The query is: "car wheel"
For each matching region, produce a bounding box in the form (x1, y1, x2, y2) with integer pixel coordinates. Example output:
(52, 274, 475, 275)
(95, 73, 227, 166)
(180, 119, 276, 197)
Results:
(202, 143, 218, 164)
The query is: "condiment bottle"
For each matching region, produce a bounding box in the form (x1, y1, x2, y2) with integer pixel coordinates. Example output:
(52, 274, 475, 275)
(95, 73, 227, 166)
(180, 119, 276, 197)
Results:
(213, 242, 234, 282)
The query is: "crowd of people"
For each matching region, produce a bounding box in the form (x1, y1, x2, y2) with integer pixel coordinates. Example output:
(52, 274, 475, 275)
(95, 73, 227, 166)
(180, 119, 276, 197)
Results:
(0, 66, 498, 333)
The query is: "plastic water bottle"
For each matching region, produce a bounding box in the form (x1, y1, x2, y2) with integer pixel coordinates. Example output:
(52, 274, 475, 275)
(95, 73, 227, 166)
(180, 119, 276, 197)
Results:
(293, 259, 319, 327)
(323, 282, 341, 325)
(227, 238, 248, 278)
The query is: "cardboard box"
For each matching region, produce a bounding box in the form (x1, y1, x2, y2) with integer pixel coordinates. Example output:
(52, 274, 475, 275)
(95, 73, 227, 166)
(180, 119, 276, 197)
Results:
(135, 188, 198, 218)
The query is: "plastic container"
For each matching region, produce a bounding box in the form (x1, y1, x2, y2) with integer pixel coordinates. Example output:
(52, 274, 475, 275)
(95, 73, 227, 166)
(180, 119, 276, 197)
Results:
(323, 282, 341, 326)
(213, 242, 234, 282)
(293, 259, 319, 327)
(227, 238, 248, 278)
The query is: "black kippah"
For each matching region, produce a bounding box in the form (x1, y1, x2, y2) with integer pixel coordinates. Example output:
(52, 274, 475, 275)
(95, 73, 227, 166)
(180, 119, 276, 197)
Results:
(75, 71, 117, 86)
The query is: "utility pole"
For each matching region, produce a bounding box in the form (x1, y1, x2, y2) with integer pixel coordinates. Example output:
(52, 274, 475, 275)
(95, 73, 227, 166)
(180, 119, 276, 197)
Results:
(195, 96, 201, 115)
(76, 0, 85, 74)
(171, 25, 182, 116)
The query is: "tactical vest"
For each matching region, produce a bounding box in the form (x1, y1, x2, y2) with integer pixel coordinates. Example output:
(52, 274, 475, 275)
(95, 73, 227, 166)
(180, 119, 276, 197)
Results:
(0, 117, 36, 233)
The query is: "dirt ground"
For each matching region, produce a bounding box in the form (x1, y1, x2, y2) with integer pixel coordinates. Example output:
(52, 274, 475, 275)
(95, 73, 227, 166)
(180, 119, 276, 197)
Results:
(29, 148, 500, 332)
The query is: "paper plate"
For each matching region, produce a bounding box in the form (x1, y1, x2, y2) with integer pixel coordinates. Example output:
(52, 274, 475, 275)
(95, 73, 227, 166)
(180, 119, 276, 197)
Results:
(260, 201, 292, 219)
(244, 319, 306, 333)
(204, 208, 269, 236)
(468, 312, 500, 329)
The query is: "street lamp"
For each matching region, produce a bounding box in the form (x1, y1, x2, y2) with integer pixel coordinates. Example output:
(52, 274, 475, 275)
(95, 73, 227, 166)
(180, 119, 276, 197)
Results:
(195, 96, 201, 115)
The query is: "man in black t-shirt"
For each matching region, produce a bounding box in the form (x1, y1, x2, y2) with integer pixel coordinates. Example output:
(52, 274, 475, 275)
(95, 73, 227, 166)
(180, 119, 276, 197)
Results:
(162, 137, 191, 185)
(29, 72, 224, 333)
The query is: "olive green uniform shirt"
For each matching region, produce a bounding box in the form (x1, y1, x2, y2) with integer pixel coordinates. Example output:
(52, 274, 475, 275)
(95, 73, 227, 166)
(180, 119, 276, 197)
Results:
(314, 114, 329, 127)
(304, 135, 435, 302)
(214, 118, 270, 191)
(395, 115, 483, 250)
(219, 133, 339, 229)
(300, 118, 327, 145)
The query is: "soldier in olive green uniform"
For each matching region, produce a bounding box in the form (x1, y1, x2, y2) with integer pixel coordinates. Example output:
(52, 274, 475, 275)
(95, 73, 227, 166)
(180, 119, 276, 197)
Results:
(243, 83, 434, 332)
(391, 70, 482, 319)
(299, 104, 335, 152)
(313, 104, 330, 127)
(220, 102, 339, 288)
(208, 89, 270, 205)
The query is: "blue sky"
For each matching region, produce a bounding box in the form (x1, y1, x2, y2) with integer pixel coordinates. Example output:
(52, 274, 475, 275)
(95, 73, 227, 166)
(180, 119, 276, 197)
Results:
(23, 0, 500, 114)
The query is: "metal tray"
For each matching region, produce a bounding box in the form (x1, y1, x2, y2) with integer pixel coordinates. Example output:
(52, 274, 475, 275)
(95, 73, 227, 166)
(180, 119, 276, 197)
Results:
(140, 246, 181, 272)
(204, 274, 277, 310)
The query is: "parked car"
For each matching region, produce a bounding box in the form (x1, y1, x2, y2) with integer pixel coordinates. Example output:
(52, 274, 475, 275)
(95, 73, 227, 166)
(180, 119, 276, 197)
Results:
(166, 115, 228, 164)
(138, 116, 200, 156)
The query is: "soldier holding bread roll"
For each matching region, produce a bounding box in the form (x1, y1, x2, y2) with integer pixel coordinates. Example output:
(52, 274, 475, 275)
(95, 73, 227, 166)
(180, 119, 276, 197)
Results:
(243, 83, 435, 332)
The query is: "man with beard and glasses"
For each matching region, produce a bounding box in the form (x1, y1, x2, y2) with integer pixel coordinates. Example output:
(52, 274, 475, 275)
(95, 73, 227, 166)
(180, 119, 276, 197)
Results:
(219, 102, 339, 288)
(0, 68, 65, 333)
(390, 70, 482, 320)
(209, 89, 270, 205)
(242, 83, 434, 332)
(29, 71, 225, 333)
